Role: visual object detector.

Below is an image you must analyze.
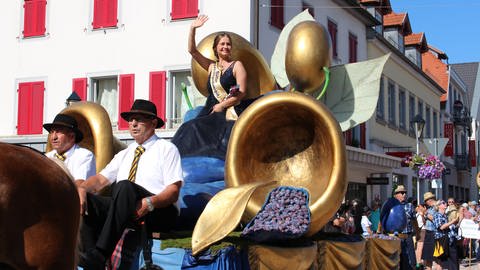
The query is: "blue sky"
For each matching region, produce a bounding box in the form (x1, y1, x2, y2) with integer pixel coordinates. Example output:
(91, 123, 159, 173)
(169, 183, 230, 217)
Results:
(389, 0, 480, 64)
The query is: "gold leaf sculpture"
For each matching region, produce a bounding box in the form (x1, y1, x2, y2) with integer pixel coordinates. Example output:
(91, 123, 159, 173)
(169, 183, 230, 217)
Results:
(191, 181, 275, 256)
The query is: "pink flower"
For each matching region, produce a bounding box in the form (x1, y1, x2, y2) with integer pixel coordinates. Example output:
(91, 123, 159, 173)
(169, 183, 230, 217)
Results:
(404, 154, 445, 180)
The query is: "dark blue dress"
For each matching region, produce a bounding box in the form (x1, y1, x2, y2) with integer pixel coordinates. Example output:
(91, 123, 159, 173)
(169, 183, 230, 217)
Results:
(171, 62, 255, 160)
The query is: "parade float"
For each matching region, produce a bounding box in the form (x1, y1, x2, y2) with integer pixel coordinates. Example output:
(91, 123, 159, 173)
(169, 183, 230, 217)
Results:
(0, 10, 405, 270)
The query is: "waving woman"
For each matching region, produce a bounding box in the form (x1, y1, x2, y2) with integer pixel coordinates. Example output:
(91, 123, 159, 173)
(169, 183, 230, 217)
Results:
(172, 15, 256, 159)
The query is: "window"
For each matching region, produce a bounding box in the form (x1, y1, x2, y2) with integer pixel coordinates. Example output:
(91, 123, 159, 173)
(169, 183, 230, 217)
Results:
(23, 0, 47, 37)
(91, 76, 119, 127)
(374, 9, 383, 33)
(409, 95, 415, 135)
(417, 100, 423, 120)
(398, 88, 406, 130)
(448, 84, 453, 113)
(92, 0, 118, 29)
(387, 80, 396, 126)
(270, 0, 284, 29)
(398, 33, 404, 53)
(376, 76, 384, 120)
(327, 19, 338, 59)
(171, 0, 198, 20)
(17, 81, 44, 134)
(425, 106, 431, 138)
(348, 33, 357, 63)
(302, 1, 314, 17)
(433, 111, 438, 138)
(167, 70, 206, 129)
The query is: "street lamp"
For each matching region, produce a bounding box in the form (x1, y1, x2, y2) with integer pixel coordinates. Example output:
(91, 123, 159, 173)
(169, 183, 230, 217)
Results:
(65, 91, 81, 107)
(411, 114, 425, 202)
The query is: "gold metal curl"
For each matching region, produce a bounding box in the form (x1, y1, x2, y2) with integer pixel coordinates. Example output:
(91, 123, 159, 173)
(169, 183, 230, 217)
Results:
(191, 31, 277, 99)
(46, 102, 126, 172)
(225, 92, 347, 236)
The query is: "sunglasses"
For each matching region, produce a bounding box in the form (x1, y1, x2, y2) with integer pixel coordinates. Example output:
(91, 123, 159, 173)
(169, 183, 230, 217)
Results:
(448, 201, 455, 204)
(396, 191, 406, 195)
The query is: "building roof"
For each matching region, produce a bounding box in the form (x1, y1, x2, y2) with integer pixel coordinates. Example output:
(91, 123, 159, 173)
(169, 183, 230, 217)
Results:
(383, 12, 412, 34)
(404, 32, 428, 52)
(383, 12, 405, 26)
(359, 0, 392, 12)
(452, 62, 480, 108)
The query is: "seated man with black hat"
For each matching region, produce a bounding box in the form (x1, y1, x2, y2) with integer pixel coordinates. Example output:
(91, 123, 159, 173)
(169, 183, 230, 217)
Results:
(77, 99, 183, 269)
(44, 113, 96, 181)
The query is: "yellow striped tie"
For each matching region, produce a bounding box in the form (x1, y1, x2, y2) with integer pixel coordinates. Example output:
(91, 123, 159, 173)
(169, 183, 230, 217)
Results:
(128, 146, 145, 182)
(55, 153, 66, 161)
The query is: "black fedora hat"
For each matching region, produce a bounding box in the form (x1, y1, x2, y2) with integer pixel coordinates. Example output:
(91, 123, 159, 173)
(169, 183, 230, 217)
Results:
(43, 114, 84, 143)
(120, 99, 165, 128)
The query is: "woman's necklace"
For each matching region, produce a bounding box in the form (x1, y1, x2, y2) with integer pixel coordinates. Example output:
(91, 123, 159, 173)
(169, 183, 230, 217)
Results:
(217, 60, 231, 73)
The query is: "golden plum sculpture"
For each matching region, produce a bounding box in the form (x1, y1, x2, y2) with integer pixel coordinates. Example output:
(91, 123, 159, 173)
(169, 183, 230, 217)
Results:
(285, 21, 331, 94)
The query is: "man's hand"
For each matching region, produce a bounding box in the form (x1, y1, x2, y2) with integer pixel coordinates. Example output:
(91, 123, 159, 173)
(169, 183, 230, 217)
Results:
(135, 198, 150, 220)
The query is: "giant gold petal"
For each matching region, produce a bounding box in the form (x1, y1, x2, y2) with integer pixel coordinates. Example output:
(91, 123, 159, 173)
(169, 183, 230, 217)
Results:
(226, 92, 347, 236)
(191, 181, 275, 256)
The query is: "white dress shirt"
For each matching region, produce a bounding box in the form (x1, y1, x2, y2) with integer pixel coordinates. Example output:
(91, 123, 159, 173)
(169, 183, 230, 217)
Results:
(100, 134, 184, 200)
(46, 144, 96, 180)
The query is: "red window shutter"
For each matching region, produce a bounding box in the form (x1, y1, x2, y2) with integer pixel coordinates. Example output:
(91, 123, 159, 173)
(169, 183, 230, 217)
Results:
(118, 74, 135, 130)
(93, 0, 117, 29)
(171, 0, 198, 20)
(30, 82, 45, 134)
(105, 0, 118, 27)
(349, 34, 358, 63)
(343, 130, 352, 146)
(185, 0, 199, 18)
(270, 0, 284, 29)
(17, 83, 32, 134)
(17, 81, 44, 135)
(469, 139, 476, 167)
(444, 123, 454, 156)
(149, 71, 166, 127)
(23, 0, 47, 37)
(360, 123, 366, 149)
(328, 20, 338, 58)
(72, 78, 87, 101)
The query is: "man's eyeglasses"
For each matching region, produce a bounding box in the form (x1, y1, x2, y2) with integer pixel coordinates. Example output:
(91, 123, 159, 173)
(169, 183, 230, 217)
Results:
(448, 201, 455, 204)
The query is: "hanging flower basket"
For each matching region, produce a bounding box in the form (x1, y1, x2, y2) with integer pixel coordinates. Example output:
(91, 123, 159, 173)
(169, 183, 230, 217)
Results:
(404, 154, 446, 180)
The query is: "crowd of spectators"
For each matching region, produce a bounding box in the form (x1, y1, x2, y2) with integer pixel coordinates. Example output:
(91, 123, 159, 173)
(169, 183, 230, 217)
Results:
(324, 187, 480, 270)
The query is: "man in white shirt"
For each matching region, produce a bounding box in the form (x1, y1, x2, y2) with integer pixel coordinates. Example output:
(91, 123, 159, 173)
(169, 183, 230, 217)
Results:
(44, 113, 96, 181)
(77, 99, 183, 270)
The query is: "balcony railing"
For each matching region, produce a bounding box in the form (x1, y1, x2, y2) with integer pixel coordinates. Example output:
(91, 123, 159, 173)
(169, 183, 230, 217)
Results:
(452, 100, 471, 127)
(452, 110, 471, 127)
(455, 154, 470, 171)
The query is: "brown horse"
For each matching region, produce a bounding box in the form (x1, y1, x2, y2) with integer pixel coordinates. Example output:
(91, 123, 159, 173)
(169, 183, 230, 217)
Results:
(0, 143, 80, 269)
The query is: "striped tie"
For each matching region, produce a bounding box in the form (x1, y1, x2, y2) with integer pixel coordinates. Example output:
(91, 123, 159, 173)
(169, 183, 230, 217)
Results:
(128, 146, 145, 182)
(55, 153, 66, 161)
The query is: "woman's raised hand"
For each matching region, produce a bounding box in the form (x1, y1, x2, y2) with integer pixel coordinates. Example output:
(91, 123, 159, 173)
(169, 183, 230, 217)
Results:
(191, 15, 208, 29)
